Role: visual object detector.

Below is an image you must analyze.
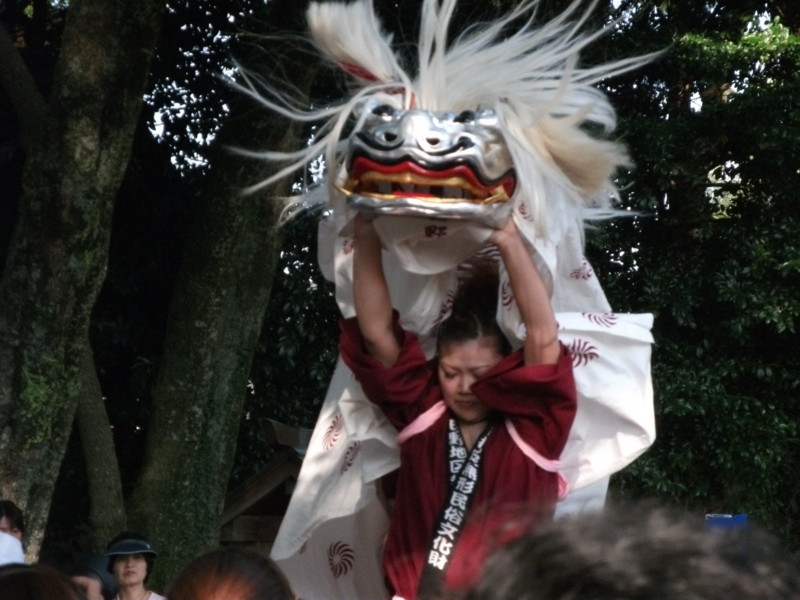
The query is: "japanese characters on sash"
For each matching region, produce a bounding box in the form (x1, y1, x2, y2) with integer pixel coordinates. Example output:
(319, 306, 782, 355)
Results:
(245, 1, 658, 599)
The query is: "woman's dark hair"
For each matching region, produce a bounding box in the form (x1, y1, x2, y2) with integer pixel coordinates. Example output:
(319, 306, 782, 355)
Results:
(71, 554, 118, 600)
(168, 547, 293, 600)
(0, 500, 25, 538)
(0, 563, 80, 600)
(449, 502, 800, 600)
(437, 257, 511, 357)
(106, 531, 156, 583)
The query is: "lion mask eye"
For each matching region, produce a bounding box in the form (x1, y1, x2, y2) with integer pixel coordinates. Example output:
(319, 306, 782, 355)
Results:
(453, 110, 476, 123)
(372, 104, 396, 118)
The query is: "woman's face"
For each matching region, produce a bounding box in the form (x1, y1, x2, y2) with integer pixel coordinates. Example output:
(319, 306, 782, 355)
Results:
(0, 515, 22, 541)
(438, 336, 503, 424)
(113, 554, 148, 588)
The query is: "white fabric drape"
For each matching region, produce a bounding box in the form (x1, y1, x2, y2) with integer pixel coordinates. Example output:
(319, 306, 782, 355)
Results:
(271, 208, 655, 600)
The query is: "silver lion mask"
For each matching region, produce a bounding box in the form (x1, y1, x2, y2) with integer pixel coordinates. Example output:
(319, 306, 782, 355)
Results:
(340, 103, 517, 227)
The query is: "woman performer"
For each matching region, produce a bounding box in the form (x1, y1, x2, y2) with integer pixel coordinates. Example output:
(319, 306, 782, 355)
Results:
(340, 214, 577, 600)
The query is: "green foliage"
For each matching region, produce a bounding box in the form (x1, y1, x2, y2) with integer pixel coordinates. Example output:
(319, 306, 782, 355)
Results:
(592, 5, 800, 548)
(230, 209, 340, 488)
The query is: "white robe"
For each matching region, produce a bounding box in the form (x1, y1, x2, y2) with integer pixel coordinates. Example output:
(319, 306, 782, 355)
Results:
(271, 204, 655, 600)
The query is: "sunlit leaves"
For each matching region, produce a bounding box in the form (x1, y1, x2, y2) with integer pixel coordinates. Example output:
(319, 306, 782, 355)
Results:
(144, 0, 264, 173)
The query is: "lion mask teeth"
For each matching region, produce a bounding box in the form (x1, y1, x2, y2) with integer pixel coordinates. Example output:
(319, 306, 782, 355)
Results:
(353, 172, 481, 201)
(372, 181, 473, 200)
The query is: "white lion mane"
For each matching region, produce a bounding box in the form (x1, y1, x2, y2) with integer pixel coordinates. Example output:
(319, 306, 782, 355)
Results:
(241, 0, 656, 237)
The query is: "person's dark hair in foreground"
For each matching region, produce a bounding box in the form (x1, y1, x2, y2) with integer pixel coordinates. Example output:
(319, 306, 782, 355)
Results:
(168, 547, 293, 600)
(71, 554, 118, 600)
(449, 502, 800, 600)
(0, 563, 80, 600)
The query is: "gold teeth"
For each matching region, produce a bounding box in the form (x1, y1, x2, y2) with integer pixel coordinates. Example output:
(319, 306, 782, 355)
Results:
(343, 171, 509, 205)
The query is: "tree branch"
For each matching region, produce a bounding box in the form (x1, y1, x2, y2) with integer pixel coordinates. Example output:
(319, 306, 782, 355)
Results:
(0, 24, 49, 154)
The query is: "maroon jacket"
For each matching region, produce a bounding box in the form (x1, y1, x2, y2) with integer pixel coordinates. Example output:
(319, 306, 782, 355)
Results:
(340, 316, 577, 600)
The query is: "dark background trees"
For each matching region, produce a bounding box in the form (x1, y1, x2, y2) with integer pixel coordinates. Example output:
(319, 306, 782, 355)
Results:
(593, 0, 800, 547)
(0, 0, 166, 559)
(1, 0, 798, 589)
(1, 0, 321, 583)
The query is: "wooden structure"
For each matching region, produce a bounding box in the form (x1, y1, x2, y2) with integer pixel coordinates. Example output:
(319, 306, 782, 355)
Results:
(220, 420, 311, 554)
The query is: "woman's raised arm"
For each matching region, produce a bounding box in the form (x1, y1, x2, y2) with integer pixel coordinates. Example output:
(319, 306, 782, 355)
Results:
(352, 214, 401, 366)
(489, 218, 560, 366)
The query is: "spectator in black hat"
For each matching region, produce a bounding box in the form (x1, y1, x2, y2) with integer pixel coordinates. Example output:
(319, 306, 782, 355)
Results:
(71, 554, 118, 600)
(105, 531, 166, 600)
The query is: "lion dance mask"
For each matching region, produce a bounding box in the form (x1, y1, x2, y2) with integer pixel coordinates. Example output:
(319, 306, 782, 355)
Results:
(244, 2, 657, 599)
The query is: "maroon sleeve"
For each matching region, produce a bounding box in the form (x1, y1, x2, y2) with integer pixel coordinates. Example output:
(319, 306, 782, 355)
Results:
(339, 314, 440, 429)
(471, 343, 577, 459)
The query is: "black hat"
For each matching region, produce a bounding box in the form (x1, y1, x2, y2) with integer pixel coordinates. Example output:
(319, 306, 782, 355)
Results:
(105, 538, 157, 558)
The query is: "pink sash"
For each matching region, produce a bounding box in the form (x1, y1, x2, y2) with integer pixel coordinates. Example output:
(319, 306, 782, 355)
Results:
(397, 401, 569, 499)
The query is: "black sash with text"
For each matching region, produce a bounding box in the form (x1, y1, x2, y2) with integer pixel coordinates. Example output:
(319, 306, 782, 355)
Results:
(417, 418, 492, 599)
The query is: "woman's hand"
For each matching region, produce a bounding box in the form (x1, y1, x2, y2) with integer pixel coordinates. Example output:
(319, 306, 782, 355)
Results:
(353, 211, 377, 240)
(487, 216, 521, 251)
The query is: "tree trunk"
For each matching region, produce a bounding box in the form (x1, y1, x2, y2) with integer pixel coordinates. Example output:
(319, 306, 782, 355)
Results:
(126, 34, 320, 586)
(76, 340, 127, 551)
(125, 121, 295, 588)
(0, 0, 165, 559)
